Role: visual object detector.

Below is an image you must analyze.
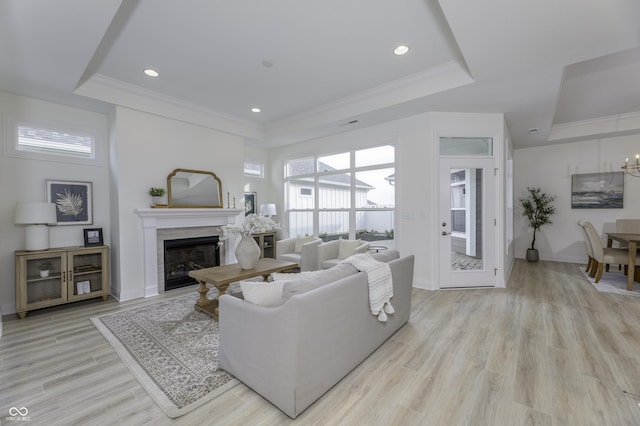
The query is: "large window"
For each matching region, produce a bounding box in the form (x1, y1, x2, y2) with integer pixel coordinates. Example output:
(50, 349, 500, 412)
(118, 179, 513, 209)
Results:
(284, 145, 395, 247)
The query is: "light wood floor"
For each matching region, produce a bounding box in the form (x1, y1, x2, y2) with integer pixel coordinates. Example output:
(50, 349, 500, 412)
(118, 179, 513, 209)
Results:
(2, 260, 640, 425)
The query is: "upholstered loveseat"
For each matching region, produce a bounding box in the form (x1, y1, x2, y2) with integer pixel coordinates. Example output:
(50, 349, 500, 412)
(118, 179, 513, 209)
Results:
(218, 251, 414, 418)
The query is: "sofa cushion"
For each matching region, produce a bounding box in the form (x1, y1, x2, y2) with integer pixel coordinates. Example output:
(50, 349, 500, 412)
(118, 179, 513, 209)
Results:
(277, 252, 302, 264)
(279, 263, 359, 300)
(240, 281, 284, 307)
(294, 236, 316, 253)
(338, 239, 362, 259)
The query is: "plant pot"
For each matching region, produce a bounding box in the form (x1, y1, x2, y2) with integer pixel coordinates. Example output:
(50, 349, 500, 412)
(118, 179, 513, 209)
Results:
(235, 236, 261, 269)
(40, 270, 50, 278)
(526, 249, 539, 262)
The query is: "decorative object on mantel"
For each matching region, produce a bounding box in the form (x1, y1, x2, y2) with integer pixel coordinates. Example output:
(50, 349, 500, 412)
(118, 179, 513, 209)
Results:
(519, 187, 556, 262)
(91, 293, 238, 418)
(167, 168, 223, 208)
(14, 201, 57, 251)
(220, 213, 277, 269)
(148, 187, 166, 207)
(622, 154, 640, 177)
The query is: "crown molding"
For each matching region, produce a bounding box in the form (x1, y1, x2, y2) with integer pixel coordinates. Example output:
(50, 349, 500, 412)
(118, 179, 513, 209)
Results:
(74, 74, 264, 140)
(548, 110, 640, 143)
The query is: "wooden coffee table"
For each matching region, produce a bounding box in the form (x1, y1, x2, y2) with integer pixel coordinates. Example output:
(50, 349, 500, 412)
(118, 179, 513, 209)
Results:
(189, 258, 298, 319)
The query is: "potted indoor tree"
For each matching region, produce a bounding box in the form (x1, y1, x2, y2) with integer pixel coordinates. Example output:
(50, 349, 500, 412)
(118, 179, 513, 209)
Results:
(520, 187, 556, 262)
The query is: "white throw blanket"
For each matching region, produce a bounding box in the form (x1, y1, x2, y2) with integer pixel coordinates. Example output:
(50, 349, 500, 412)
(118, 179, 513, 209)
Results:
(343, 252, 394, 322)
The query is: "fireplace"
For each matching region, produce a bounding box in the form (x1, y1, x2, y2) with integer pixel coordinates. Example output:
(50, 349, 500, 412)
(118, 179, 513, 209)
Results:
(164, 236, 220, 290)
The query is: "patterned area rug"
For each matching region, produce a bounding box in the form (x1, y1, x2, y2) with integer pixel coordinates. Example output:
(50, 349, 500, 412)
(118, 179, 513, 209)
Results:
(581, 266, 640, 297)
(91, 293, 238, 418)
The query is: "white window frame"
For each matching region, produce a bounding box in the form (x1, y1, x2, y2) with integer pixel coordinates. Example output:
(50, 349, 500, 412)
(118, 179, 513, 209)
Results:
(244, 160, 265, 178)
(4, 114, 104, 166)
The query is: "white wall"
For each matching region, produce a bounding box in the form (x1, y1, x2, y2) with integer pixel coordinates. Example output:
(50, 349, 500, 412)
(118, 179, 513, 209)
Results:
(269, 111, 506, 289)
(513, 134, 640, 262)
(0, 91, 110, 314)
(110, 106, 245, 301)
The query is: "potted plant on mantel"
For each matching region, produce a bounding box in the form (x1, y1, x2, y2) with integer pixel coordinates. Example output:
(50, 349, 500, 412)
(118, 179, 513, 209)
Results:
(148, 187, 167, 207)
(520, 187, 556, 262)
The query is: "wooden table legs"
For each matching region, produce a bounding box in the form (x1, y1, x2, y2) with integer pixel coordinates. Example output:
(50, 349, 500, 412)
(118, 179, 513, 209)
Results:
(194, 280, 228, 320)
(628, 241, 637, 291)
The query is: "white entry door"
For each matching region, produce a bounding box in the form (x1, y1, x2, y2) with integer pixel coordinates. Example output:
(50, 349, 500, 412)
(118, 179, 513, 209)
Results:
(438, 157, 497, 288)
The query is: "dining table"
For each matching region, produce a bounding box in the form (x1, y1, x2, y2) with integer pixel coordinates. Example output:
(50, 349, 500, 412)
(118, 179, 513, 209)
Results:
(606, 232, 640, 291)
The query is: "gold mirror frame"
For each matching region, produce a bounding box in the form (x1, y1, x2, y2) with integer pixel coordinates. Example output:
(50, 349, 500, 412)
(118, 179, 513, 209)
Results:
(167, 168, 223, 208)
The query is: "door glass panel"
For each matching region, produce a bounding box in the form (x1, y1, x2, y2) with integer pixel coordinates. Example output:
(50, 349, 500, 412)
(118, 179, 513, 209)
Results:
(440, 137, 493, 156)
(450, 168, 483, 271)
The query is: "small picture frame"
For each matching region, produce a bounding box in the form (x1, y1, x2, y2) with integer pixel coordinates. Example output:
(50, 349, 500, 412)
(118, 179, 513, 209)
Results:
(76, 280, 91, 295)
(244, 192, 257, 216)
(83, 228, 103, 246)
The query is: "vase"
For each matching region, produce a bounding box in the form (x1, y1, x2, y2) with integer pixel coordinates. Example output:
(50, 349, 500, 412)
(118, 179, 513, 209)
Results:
(235, 236, 261, 269)
(526, 248, 539, 262)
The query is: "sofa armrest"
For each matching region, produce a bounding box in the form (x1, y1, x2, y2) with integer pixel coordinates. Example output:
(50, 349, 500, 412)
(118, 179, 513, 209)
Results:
(299, 238, 322, 271)
(353, 241, 371, 254)
(218, 295, 299, 417)
(317, 240, 339, 262)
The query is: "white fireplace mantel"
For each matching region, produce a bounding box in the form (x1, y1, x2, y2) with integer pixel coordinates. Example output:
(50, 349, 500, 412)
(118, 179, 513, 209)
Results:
(136, 208, 243, 297)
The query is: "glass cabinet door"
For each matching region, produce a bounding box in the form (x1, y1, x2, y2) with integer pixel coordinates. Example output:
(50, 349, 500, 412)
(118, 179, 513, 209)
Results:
(22, 254, 67, 307)
(68, 249, 106, 301)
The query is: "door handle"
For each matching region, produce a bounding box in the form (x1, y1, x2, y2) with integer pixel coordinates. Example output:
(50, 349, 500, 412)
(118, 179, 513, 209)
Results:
(442, 231, 451, 236)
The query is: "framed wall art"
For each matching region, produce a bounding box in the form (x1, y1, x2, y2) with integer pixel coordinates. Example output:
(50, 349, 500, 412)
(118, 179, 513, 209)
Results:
(83, 228, 103, 246)
(244, 192, 257, 216)
(46, 180, 93, 225)
(571, 172, 624, 209)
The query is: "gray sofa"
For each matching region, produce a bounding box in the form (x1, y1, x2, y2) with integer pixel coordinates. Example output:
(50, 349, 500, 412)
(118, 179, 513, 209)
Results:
(218, 253, 414, 418)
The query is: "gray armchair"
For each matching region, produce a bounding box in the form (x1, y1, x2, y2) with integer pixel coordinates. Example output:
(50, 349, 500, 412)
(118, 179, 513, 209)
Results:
(276, 236, 322, 271)
(317, 239, 370, 269)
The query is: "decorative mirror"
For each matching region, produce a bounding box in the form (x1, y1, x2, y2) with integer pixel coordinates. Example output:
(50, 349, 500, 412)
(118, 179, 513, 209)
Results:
(167, 169, 223, 208)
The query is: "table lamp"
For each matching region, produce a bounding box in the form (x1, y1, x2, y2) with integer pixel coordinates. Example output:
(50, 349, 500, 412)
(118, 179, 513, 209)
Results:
(259, 203, 277, 218)
(14, 202, 57, 251)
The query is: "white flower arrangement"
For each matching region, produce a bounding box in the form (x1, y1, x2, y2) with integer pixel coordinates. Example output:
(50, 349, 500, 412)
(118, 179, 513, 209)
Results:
(219, 214, 277, 242)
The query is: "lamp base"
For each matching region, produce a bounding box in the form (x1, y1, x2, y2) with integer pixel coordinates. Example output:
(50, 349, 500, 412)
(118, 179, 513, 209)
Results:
(24, 224, 50, 251)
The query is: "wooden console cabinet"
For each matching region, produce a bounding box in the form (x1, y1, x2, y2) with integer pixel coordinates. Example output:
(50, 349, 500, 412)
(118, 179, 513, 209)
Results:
(252, 231, 276, 259)
(15, 245, 110, 318)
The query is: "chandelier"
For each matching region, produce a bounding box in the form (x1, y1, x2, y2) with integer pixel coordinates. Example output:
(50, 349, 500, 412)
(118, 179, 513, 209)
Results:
(622, 154, 640, 177)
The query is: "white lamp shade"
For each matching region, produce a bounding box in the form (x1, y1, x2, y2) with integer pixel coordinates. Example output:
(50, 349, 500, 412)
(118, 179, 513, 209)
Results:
(15, 202, 57, 225)
(259, 203, 277, 216)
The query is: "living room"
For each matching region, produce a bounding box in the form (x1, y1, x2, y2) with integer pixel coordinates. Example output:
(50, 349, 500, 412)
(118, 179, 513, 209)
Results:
(2, 0, 640, 424)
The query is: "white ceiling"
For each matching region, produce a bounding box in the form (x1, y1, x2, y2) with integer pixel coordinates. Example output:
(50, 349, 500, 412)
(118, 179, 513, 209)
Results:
(1, 0, 639, 149)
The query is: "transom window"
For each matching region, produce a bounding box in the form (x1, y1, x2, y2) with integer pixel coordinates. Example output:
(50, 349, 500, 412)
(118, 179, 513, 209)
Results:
(284, 145, 395, 247)
(5, 116, 100, 165)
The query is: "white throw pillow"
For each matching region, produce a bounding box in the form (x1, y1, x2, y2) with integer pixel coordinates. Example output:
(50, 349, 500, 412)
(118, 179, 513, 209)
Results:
(240, 281, 284, 307)
(338, 239, 363, 260)
(294, 235, 316, 253)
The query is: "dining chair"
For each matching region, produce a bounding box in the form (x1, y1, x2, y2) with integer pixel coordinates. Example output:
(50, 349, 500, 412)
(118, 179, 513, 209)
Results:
(578, 221, 596, 275)
(616, 219, 640, 234)
(582, 221, 637, 283)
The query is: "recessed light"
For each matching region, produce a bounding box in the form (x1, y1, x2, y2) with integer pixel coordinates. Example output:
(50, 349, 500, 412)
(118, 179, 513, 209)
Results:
(143, 69, 159, 77)
(394, 45, 409, 56)
(251, 107, 261, 113)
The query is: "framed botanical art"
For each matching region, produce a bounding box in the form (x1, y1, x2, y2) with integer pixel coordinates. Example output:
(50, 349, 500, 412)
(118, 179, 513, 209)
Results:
(244, 192, 257, 216)
(571, 172, 624, 209)
(46, 180, 93, 225)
